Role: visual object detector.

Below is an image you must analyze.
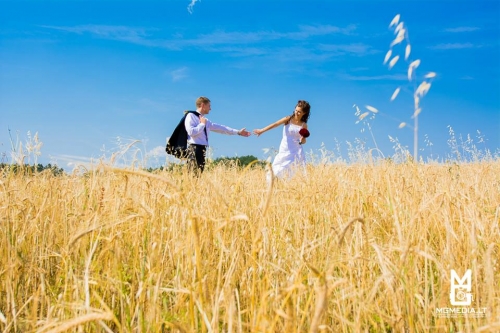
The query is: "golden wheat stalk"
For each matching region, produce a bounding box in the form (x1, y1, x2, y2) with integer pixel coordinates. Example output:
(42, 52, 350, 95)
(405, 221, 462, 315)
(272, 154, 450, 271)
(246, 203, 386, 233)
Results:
(37, 312, 114, 333)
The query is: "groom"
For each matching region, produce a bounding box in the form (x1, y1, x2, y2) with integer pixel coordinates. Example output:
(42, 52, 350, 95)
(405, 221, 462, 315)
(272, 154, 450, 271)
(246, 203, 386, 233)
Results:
(185, 96, 251, 173)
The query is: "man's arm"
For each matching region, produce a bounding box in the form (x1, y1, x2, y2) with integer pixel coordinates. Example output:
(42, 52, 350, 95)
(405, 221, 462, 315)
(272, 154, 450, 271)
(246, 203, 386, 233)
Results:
(209, 121, 250, 136)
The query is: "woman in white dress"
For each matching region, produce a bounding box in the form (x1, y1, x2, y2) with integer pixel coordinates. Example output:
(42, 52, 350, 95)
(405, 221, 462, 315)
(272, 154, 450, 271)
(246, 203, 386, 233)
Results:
(253, 100, 311, 178)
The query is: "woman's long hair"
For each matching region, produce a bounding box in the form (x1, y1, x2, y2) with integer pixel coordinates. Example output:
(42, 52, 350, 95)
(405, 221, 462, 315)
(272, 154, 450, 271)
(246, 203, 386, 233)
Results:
(286, 100, 311, 124)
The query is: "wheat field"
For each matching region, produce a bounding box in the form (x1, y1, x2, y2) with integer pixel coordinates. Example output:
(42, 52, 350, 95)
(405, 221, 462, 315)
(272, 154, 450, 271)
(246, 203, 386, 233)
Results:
(1, 160, 499, 332)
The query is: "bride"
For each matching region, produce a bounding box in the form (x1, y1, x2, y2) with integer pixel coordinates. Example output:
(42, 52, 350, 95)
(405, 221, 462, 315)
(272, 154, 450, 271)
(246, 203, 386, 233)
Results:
(253, 100, 311, 178)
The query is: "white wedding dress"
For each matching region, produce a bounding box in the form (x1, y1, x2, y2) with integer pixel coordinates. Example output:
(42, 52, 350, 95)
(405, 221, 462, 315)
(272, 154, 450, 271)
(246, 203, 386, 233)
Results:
(271, 123, 306, 178)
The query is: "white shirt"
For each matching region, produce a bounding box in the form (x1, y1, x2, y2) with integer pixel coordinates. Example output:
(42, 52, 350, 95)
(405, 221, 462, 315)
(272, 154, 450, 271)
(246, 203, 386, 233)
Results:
(184, 112, 239, 145)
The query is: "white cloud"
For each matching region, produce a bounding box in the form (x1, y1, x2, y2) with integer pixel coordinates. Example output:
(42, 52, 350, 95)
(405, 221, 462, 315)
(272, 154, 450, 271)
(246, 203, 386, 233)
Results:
(429, 43, 475, 50)
(38, 23, 366, 66)
(51, 145, 173, 171)
(444, 27, 480, 33)
(49, 153, 100, 170)
(187, 0, 200, 14)
(318, 43, 379, 56)
(293, 24, 357, 38)
(41, 24, 155, 45)
(202, 46, 267, 57)
(196, 30, 272, 44)
(171, 67, 189, 82)
(146, 145, 167, 159)
(194, 24, 355, 45)
(338, 73, 407, 81)
(41, 23, 356, 52)
(146, 146, 181, 168)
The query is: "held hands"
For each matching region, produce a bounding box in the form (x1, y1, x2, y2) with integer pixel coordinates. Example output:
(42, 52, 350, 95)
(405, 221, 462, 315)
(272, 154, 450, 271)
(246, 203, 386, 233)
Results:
(238, 128, 251, 137)
(253, 129, 264, 136)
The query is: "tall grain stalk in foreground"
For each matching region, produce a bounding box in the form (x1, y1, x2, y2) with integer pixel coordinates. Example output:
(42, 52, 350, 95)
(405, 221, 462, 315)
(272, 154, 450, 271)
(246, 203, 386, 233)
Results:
(388, 14, 437, 160)
(1, 160, 499, 332)
(361, 14, 436, 161)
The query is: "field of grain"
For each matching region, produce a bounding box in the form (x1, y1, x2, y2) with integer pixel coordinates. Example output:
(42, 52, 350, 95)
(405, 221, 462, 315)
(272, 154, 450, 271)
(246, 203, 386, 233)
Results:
(1, 160, 499, 332)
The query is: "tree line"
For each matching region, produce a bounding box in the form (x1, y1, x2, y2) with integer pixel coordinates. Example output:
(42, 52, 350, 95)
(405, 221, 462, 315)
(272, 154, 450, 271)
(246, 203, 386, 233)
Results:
(0, 163, 65, 176)
(1, 155, 265, 176)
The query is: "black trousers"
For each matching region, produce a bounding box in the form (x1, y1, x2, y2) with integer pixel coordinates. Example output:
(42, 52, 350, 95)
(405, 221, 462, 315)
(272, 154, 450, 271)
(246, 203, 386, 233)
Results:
(187, 144, 207, 174)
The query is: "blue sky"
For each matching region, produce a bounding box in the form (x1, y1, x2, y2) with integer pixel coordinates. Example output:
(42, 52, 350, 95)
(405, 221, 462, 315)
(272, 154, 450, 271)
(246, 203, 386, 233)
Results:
(1, 0, 499, 168)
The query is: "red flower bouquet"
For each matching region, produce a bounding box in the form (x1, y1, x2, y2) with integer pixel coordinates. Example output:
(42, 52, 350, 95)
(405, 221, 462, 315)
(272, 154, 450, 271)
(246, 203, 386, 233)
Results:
(299, 128, 310, 138)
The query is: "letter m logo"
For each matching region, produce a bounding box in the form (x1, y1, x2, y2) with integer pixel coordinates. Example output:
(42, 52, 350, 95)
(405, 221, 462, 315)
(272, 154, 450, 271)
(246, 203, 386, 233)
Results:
(450, 269, 472, 306)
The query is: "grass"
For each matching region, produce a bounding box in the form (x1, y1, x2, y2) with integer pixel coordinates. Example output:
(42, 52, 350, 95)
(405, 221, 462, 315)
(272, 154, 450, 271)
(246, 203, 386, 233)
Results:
(1, 159, 499, 332)
(1, 12, 499, 333)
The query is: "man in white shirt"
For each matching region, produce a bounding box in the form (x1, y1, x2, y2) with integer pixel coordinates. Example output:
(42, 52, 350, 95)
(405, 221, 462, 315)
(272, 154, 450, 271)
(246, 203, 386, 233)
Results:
(185, 96, 251, 173)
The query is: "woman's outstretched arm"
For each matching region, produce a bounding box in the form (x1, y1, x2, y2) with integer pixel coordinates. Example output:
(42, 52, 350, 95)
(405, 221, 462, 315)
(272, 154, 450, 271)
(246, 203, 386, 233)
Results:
(253, 116, 290, 136)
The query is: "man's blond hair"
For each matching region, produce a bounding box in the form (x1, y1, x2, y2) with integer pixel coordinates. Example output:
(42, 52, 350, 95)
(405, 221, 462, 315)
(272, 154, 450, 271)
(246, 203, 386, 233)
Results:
(196, 96, 211, 107)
